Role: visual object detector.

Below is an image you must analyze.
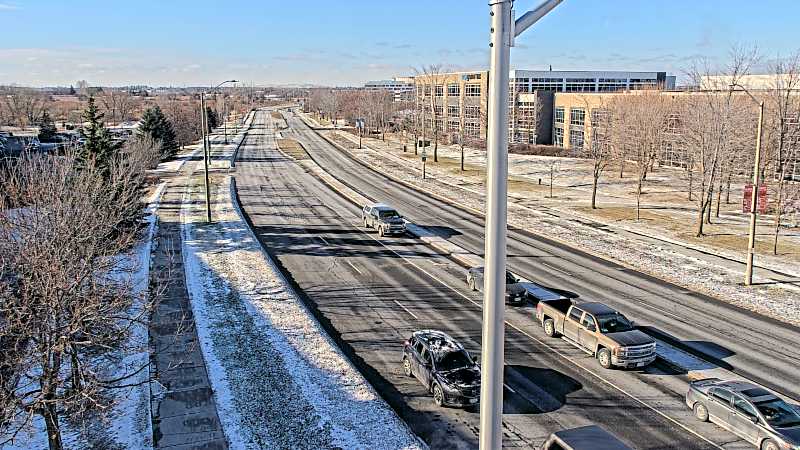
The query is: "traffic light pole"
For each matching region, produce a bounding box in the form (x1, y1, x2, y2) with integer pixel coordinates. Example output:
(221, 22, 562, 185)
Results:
(480, 1, 562, 449)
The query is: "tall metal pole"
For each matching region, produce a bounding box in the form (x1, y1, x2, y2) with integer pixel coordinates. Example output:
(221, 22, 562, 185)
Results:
(480, 1, 563, 448)
(480, 2, 512, 449)
(745, 101, 764, 285)
(223, 97, 229, 144)
(201, 93, 212, 223)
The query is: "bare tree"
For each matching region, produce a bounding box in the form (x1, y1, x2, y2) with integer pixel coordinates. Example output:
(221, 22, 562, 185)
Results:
(608, 90, 673, 220)
(762, 52, 800, 254)
(584, 98, 613, 209)
(415, 65, 448, 162)
(1, 88, 47, 128)
(682, 48, 758, 236)
(100, 90, 134, 125)
(0, 138, 162, 450)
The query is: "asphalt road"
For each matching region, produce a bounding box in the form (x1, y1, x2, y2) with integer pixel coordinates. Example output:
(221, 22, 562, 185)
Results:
(280, 110, 800, 404)
(233, 109, 750, 449)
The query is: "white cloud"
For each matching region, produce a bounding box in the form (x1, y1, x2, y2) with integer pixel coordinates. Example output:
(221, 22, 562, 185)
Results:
(0, 3, 19, 10)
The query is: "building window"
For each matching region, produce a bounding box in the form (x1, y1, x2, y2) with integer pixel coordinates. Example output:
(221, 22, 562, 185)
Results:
(569, 129, 584, 149)
(531, 77, 563, 92)
(448, 105, 460, 118)
(465, 84, 481, 97)
(570, 108, 585, 127)
(660, 141, 687, 168)
(465, 121, 480, 137)
(434, 105, 444, 116)
(554, 126, 564, 147)
(598, 78, 628, 92)
(447, 84, 460, 96)
(435, 85, 444, 97)
(554, 107, 565, 124)
(422, 85, 431, 97)
(565, 78, 596, 92)
(590, 108, 609, 128)
(448, 119, 460, 132)
(465, 105, 480, 119)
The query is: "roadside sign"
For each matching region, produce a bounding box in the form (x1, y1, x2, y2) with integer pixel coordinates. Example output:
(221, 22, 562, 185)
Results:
(742, 185, 752, 213)
(355, 118, 365, 130)
(421, 149, 427, 162)
(742, 184, 768, 213)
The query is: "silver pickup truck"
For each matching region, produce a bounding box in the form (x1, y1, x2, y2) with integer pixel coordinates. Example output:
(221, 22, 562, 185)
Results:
(536, 298, 657, 369)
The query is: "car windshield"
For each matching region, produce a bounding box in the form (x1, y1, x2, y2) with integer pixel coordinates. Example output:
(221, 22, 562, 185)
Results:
(596, 313, 634, 333)
(755, 399, 800, 428)
(436, 350, 473, 372)
(378, 209, 399, 219)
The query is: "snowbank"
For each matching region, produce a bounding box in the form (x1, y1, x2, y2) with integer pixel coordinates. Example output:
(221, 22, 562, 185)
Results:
(179, 174, 424, 450)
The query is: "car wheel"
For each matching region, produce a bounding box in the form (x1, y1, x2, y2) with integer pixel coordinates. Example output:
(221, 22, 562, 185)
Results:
(762, 440, 780, 450)
(693, 402, 709, 422)
(597, 348, 613, 369)
(363, 217, 369, 228)
(402, 357, 412, 377)
(468, 277, 476, 291)
(378, 226, 384, 237)
(432, 383, 444, 407)
(543, 319, 557, 337)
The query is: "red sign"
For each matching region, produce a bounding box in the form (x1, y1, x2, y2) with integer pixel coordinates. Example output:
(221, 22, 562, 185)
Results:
(742, 184, 768, 213)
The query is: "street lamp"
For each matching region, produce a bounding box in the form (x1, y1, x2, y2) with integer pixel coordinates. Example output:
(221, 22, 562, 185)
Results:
(201, 79, 238, 223)
(481, 1, 562, 449)
(730, 82, 765, 286)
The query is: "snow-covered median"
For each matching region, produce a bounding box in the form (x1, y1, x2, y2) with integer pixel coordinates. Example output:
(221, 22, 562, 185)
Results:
(179, 174, 424, 449)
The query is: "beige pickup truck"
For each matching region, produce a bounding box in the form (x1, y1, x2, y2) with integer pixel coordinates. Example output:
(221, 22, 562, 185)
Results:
(535, 299, 657, 369)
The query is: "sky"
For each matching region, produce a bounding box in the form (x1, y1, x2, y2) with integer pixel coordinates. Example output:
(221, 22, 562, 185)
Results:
(1, 0, 800, 87)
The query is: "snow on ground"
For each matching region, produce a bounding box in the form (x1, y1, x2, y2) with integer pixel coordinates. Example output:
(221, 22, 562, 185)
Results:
(3, 183, 166, 450)
(322, 129, 800, 327)
(179, 172, 424, 450)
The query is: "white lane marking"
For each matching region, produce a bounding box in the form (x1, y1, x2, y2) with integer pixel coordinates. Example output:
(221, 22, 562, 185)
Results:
(539, 261, 572, 276)
(357, 228, 725, 450)
(318, 236, 331, 246)
(347, 260, 363, 275)
(503, 383, 517, 394)
(393, 299, 418, 320)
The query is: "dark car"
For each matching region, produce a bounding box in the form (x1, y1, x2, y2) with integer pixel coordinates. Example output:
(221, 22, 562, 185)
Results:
(362, 203, 406, 236)
(542, 425, 634, 450)
(402, 330, 480, 408)
(466, 266, 527, 305)
(687, 378, 800, 450)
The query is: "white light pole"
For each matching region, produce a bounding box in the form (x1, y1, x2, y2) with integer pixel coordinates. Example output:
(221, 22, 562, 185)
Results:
(480, 1, 563, 449)
(201, 79, 237, 223)
(731, 82, 764, 286)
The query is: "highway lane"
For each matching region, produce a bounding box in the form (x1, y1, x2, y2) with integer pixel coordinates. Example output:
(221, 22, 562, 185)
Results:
(281, 109, 800, 402)
(233, 110, 738, 449)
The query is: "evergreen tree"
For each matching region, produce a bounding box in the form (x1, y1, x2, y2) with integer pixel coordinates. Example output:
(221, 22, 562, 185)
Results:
(68, 85, 76, 95)
(79, 96, 119, 171)
(38, 110, 58, 143)
(138, 105, 179, 159)
(205, 106, 219, 132)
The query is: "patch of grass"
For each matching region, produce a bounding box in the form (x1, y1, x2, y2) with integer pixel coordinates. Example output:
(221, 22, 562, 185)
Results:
(277, 139, 309, 160)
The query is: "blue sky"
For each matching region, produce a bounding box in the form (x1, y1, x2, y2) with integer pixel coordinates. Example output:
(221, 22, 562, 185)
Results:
(1, 0, 799, 87)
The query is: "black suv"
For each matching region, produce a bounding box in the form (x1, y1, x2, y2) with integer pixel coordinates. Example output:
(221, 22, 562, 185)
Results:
(466, 266, 527, 305)
(402, 330, 480, 408)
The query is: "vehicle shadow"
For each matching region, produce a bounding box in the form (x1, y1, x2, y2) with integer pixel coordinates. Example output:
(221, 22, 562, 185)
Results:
(415, 225, 463, 239)
(502, 365, 582, 414)
(637, 325, 736, 372)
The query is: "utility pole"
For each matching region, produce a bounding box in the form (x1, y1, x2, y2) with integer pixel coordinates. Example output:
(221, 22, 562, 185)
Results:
(730, 83, 764, 286)
(746, 101, 764, 285)
(201, 80, 238, 223)
(201, 93, 212, 223)
(480, 1, 563, 449)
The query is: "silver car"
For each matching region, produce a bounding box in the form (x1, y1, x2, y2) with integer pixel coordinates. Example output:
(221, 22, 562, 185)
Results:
(686, 378, 800, 450)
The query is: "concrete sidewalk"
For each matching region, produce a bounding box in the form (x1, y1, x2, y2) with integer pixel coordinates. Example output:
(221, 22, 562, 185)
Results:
(148, 136, 235, 450)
